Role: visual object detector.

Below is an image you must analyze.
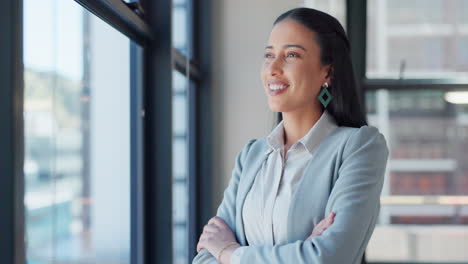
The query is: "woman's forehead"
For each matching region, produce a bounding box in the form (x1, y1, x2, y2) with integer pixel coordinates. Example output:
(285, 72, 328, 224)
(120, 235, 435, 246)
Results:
(267, 20, 319, 51)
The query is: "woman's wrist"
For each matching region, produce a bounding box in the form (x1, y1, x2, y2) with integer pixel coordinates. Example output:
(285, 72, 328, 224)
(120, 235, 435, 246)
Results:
(219, 242, 240, 264)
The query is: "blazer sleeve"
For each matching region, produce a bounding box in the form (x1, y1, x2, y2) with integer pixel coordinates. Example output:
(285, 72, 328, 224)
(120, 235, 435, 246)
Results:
(239, 126, 389, 264)
(192, 139, 257, 264)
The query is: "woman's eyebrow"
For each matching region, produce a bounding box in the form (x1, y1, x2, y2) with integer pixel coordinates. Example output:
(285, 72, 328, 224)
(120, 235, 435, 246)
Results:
(265, 44, 307, 52)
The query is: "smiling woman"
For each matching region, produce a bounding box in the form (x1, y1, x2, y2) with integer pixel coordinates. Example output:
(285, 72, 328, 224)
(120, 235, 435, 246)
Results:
(262, 19, 331, 121)
(193, 7, 388, 264)
(266, 8, 366, 129)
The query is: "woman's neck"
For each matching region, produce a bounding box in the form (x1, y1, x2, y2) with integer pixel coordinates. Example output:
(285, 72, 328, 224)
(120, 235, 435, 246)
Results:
(282, 107, 323, 149)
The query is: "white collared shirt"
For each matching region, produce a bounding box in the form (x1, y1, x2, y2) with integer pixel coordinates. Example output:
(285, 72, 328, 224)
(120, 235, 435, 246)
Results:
(231, 110, 338, 263)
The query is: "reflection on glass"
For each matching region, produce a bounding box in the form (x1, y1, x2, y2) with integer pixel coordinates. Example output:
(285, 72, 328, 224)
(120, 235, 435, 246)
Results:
(367, 0, 468, 78)
(172, 69, 190, 264)
(366, 89, 468, 262)
(24, 0, 132, 263)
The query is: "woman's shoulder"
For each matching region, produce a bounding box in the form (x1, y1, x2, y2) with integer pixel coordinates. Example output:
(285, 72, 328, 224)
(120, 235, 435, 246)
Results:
(238, 138, 268, 156)
(336, 125, 389, 157)
(334, 125, 385, 140)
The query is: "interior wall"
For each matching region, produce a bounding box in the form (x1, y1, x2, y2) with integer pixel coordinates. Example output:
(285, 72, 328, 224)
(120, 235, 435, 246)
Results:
(210, 0, 303, 214)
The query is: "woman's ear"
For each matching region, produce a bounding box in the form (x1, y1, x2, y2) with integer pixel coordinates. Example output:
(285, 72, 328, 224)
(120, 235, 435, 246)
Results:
(324, 65, 334, 86)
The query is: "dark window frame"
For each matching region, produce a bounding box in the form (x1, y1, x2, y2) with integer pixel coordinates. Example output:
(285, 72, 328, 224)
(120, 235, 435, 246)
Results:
(0, 0, 25, 263)
(143, 0, 173, 263)
(170, 0, 212, 262)
(130, 42, 145, 264)
(191, 0, 214, 254)
(74, 0, 152, 45)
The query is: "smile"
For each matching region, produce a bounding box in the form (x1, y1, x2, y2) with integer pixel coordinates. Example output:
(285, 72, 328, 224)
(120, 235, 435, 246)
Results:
(268, 83, 289, 95)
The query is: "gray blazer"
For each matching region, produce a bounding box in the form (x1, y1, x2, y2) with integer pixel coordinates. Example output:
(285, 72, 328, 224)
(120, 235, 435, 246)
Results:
(193, 125, 389, 264)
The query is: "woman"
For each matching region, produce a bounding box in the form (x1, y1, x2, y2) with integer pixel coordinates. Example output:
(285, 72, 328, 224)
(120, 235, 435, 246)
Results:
(193, 7, 389, 264)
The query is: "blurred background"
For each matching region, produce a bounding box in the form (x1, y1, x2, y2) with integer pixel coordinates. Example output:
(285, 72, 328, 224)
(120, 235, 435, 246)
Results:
(1, 0, 468, 263)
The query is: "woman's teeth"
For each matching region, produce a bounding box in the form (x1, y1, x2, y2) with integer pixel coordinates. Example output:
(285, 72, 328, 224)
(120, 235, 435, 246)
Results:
(269, 84, 289, 91)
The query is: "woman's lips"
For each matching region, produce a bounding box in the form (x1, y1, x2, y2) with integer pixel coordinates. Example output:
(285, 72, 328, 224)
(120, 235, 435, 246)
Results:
(268, 83, 289, 96)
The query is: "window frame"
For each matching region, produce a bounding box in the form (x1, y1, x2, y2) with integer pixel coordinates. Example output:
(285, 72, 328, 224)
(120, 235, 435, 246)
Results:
(75, 0, 152, 45)
(190, 0, 214, 259)
(171, 0, 213, 261)
(0, 0, 25, 263)
(142, 0, 174, 263)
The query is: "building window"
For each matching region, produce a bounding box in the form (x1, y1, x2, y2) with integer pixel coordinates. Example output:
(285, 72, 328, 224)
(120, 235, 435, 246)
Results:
(172, 0, 196, 263)
(365, 0, 468, 262)
(172, 69, 190, 264)
(367, 0, 468, 79)
(23, 0, 137, 262)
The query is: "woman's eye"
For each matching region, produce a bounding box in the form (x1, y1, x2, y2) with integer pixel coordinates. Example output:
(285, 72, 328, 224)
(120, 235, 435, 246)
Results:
(287, 52, 300, 58)
(264, 53, 274, 59)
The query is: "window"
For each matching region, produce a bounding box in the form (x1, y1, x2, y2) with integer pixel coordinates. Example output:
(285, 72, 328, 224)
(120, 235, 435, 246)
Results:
(172, 70, 190, 264)
(366, 89, 468, 262)
(23, 0, 140, 262)
(173, 0, 193, 58)
(365, 0, 468, 262)
(172, 0, 199, 263)
(367, 0, 468, 79)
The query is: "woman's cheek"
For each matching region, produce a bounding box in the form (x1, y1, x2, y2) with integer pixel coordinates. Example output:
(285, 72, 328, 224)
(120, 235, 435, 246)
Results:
(260, 64, 270, 83)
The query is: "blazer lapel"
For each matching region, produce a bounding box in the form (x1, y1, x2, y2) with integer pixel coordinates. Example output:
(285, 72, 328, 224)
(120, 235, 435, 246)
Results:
(235, 140, 271, 246)
(286, 127, 342, 242)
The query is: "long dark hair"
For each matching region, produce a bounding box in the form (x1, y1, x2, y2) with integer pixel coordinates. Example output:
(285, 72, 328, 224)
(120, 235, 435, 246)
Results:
(274, 8, 367, 128)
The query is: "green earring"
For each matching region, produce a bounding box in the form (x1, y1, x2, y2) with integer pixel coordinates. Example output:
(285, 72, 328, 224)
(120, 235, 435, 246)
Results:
(318, 82, 333, 108)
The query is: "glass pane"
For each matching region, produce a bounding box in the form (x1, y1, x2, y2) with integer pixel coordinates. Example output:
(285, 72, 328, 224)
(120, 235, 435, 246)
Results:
(173, 0, 192, 58)
(365, 89, 468, 262)
(367, 0, 468, 79)
(303, 0, 346, 31)
(174, 222, 188, 264)
(24, 0, 133, 263)
(172, 69, 189, 264)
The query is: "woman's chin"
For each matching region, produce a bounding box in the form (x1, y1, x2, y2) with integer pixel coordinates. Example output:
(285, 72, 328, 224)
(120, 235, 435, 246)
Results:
(268, 104, 286, 113)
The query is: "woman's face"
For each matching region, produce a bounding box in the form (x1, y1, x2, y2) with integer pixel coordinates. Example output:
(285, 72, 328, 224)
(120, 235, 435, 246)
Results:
(261, 19, 331, 113)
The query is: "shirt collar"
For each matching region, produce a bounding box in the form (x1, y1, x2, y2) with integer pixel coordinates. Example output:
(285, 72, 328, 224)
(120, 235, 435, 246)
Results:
(266, 118, 285, 151)
(266, 109, 338, 155)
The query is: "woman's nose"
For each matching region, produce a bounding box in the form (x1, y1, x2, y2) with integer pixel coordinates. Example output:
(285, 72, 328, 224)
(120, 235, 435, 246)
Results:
(267, 58, 283, 76)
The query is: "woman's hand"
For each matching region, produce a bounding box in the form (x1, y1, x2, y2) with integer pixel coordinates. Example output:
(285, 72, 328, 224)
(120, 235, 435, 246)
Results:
(306, 212, 336, 240)
(196, 216, 240, 263)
